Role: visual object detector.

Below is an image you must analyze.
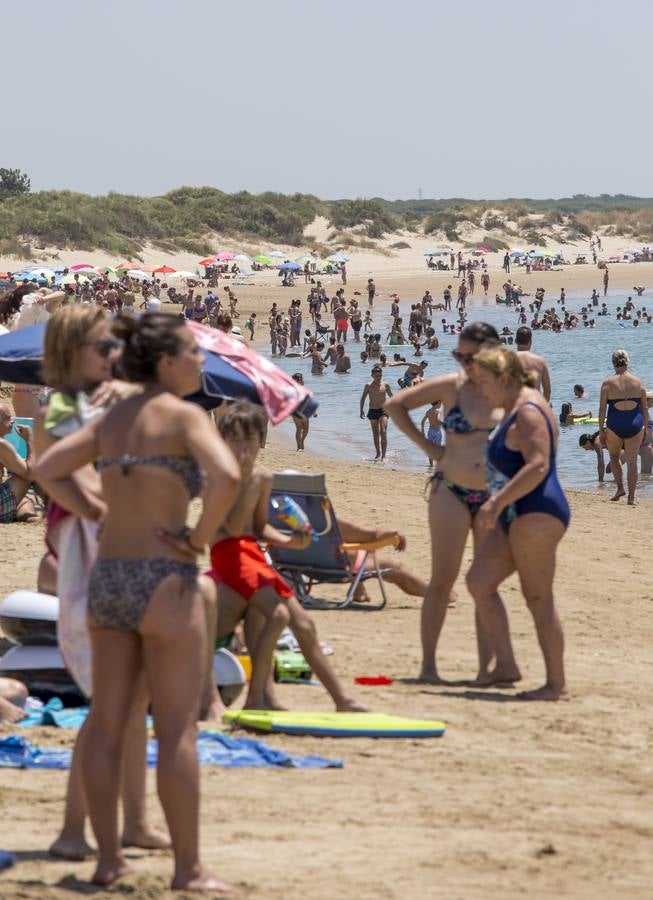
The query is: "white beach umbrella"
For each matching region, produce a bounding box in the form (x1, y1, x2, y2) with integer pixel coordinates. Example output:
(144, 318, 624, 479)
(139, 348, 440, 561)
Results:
(126, 269, 151, 281)
(167, 270, 198, 279)
(267, 250, 285, 258)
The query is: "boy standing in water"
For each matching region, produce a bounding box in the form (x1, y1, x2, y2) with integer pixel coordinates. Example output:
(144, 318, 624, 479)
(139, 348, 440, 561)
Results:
(202, 401, 365, 714)
(360, 366, 393, 460)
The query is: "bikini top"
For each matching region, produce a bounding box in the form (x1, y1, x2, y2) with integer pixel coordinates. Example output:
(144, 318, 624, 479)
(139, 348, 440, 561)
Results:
(443, 404, 494, 435)
(96, 454, 203, 498)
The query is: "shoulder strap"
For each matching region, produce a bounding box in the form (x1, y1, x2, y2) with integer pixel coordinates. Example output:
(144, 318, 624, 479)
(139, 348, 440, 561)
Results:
(517, 401, 555, 457)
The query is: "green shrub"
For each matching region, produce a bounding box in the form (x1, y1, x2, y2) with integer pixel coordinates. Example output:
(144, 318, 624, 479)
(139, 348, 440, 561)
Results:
(524, 230, 547, 246)
(390, 241, 411, 249)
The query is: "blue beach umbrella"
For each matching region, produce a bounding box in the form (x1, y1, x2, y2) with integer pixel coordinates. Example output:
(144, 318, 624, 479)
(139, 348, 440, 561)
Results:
(278, 261, 302, 271)
(0, 322, 318, 418)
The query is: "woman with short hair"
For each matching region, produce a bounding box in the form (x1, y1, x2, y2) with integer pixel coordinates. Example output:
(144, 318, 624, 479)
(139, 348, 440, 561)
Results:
(598, 349, 649, 504)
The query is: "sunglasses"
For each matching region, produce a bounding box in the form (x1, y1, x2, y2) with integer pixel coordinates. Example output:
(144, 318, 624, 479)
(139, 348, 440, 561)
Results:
(85, 338, 122, 357)
(451, 350, 476, 366)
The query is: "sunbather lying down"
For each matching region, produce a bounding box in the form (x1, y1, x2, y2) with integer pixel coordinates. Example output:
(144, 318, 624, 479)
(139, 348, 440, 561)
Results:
(0, 676, 27, 724)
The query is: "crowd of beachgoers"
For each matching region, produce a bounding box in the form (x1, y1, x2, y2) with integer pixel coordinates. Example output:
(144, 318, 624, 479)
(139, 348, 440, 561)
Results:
(0, 239, 650, 892)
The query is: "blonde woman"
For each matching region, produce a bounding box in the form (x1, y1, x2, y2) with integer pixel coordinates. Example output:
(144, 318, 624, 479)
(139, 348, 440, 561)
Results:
(598, 349, 649, 505)
(467, 346, 570, 701)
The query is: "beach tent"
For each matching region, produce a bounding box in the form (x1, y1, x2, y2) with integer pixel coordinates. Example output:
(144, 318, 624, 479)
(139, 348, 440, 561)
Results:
(234, 254, 252, 262)
(0, 322, 318, 421)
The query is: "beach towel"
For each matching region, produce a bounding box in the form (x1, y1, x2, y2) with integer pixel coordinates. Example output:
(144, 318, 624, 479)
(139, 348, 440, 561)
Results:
(18, 697, 90, 729)
(0, 734, 342, 770)
(0, 850, 15, 871)
(56, 515, 98, 698)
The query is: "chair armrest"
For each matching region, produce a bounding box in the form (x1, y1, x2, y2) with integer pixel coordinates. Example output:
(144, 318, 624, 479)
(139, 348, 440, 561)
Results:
(341, 534, 400, 553)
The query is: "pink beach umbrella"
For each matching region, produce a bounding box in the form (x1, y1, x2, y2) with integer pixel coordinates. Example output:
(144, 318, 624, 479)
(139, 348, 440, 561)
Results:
(70, 263, 95, 271)
(215, 252, 236, 261)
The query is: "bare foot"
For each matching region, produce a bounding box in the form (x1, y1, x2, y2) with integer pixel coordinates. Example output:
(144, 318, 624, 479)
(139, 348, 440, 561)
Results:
(336, 697, 369, 713)
(246, 692, 288, 711)
(628, 495, 637, 506)
(417, 669, 448, 685)
(172, 866, 236, 893)
(122, 825, 171, 850)
(201, 698, 227, 723)
(517, 685, 571, 701)
(92, 858, 135, 886)
(49, 836, 96, 861)
(473, 665, 522, 687)
(610, 488, 626, 501)
(447, 589, 458, 608)
(0, 697, 27, 725)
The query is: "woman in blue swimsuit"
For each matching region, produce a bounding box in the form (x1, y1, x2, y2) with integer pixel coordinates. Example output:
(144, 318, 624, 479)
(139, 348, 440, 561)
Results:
(385, 323, 521, 687)
(597, 349, 649, 505)
(467, 345, 570, 702)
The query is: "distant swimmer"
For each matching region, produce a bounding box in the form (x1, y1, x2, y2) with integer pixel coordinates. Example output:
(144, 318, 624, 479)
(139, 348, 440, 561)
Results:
(420, 402, 444, 468)
(515, 326, 552, 402)
(333, 344, 351, 373)
(360, 365, 393, 460)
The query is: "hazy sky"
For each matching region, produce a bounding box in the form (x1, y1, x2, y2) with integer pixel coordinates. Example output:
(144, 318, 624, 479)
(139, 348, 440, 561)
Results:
(4, 0, 651, 199)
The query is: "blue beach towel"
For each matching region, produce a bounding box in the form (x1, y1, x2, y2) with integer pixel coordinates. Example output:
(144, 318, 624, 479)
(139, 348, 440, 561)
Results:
(0, 850, 15, 871)
(0, 733, 342, 770)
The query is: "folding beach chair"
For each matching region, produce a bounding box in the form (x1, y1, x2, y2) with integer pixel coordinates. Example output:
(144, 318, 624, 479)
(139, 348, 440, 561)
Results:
(268, 472, 398, 611)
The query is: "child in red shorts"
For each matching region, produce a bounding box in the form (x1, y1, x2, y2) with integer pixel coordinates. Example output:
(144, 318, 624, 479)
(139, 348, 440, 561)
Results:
(202, 400, 365, 714)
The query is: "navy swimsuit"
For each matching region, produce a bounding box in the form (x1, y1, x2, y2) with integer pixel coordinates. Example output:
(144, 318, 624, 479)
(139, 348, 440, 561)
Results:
(605, 398, 644, 439)
(486, 402, 570, 533)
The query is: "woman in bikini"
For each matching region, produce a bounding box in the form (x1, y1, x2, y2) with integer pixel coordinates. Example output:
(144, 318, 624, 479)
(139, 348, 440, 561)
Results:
(385, 322, 520, 685)
(466, 345, 570, 701)
(36, 305, 169, 861)
(35, 314, 241, 891)
(597, 349, 649, 505)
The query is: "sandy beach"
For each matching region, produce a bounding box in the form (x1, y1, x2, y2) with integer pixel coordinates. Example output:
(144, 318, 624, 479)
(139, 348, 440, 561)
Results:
(1, 425, 652, 899)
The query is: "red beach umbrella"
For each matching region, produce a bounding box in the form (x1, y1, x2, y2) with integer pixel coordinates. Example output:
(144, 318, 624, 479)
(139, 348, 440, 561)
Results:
(153, 265, 176, 274)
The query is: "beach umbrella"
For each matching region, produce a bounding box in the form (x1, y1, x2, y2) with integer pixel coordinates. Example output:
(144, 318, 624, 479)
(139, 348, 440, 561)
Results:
(186, 321, 318, 421)
(58, 273, 91, 285)
(115, 261, 142, 271)
(510, 251, 526, 258)
(253, 255, 273, 265)
(295, 254, 316, 264)
(327, 253, 349, 263)
(267, 251, 285, 259)
(0, 322, 318, 421)
(26, 268, 56, 280)
(423, 250, 443, 256)
(234, 254, 251, 263)
(198, 257, 217, 267)
(278, 261, 301, 271)
(216, 252, 236, 261)
(126, 269, 151, 281)
(69, 263, 95, 271)
(153, 265, 176, 274)
(167, 270, 198, 279)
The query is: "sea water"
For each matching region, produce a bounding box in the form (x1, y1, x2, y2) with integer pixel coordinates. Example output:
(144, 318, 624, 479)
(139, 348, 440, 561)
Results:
(266, 289, 653, 498)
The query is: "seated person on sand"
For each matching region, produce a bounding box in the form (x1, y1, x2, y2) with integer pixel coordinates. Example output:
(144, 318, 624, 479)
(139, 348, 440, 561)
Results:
(0, 403, 39, 523)
(188, 401, 367, 716)
(559, 401, 592, 425)
(0, 677, 28, 724)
